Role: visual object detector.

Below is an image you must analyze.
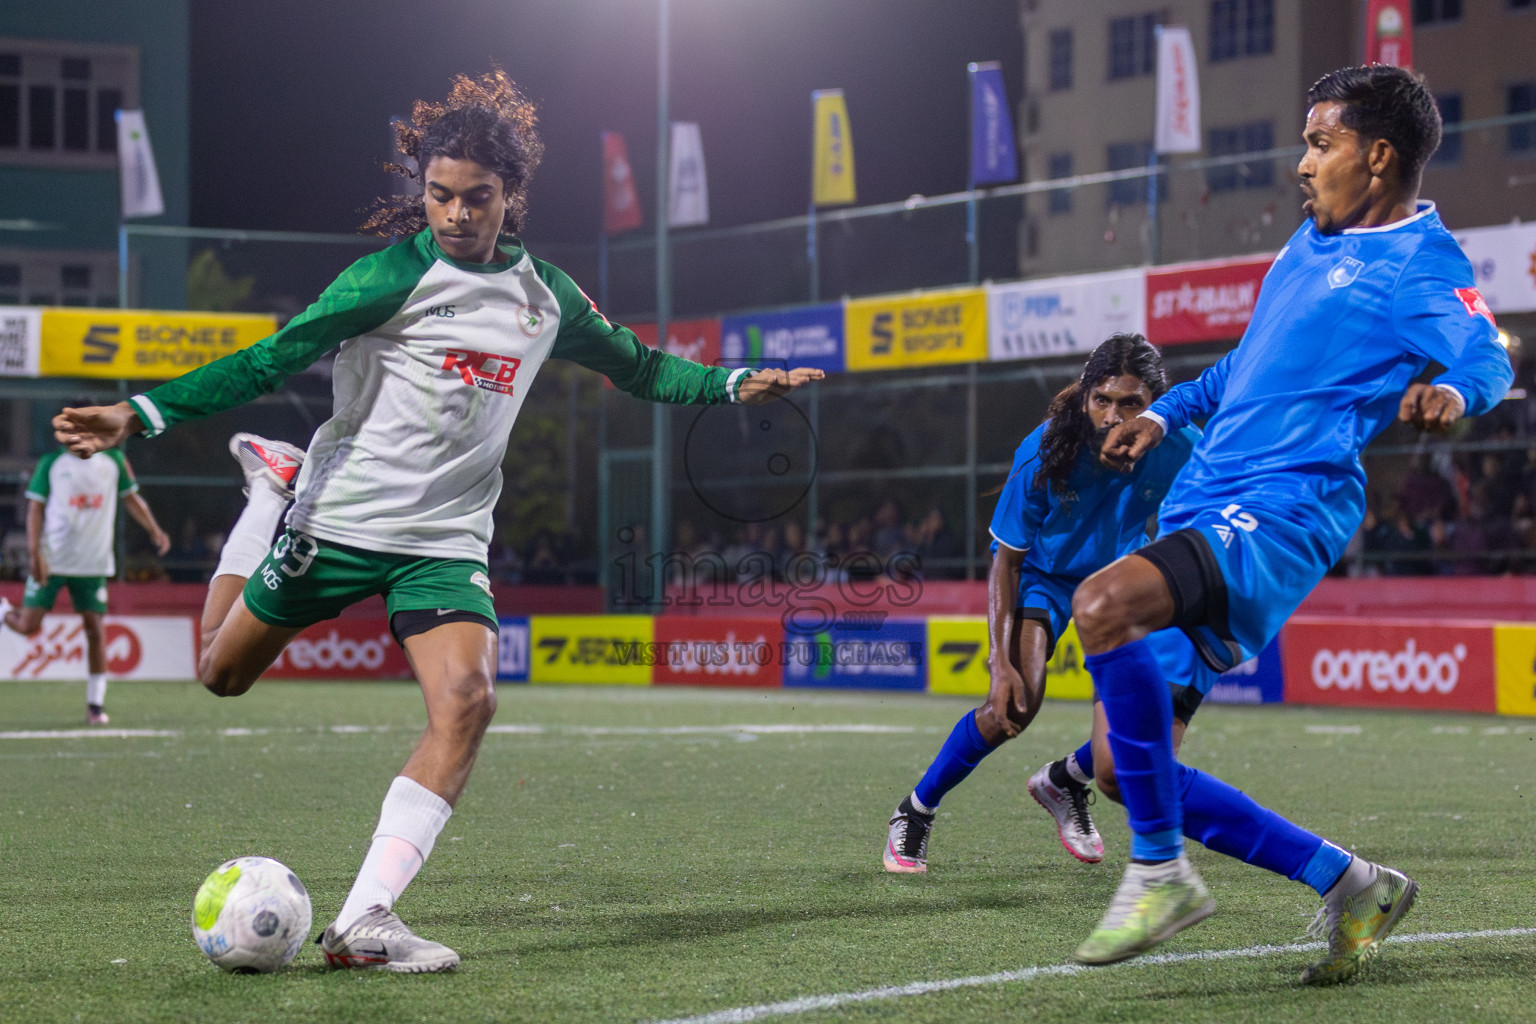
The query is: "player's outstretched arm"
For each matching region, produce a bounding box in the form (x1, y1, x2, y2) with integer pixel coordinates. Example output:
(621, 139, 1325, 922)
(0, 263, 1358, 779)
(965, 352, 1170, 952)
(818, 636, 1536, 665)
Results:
(1100, 416, 1164, 472)
(53, 402, 143, 459)
(737, 367, 826, 404)
(1398, 382, 1465, 433)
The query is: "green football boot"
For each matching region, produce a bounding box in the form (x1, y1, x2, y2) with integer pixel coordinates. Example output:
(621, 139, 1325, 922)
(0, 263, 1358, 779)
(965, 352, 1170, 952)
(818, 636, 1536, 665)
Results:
(1075, 855, 1216, 964)
(1300, 862, 1418, 985)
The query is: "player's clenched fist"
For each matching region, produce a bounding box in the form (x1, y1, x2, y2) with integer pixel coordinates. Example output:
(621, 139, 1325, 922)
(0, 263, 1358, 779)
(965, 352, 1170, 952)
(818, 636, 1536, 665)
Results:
(52, 401, 142, 458)
(1398, 382, 1465, 433)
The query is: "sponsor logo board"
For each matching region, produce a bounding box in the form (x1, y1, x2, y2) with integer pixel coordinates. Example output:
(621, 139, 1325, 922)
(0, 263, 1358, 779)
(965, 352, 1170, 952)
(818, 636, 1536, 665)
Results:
(1455, 221, 1536, 315)
(926, 616, 989, 697)
(630, 318, 721, 368)
(1493, 624, 1536, 717)
(39, 309, 277, 379)
(0, 307, 42, 377)
(1280, 618, 1495, 713)
(528, 615, 653, 685)
(1205, 638, 1283, 705)
(844, 288, 987, 371)
(652, 617, 784, 687)
(0, 614, 196, 681)
(265, 618, 411, 679)
(1145, 256, 1272, 345)
(721, 304, 844, 374)
(987, 270, 1145, 362)
(783, 619, 926, 691)
(497, 617, 530, 682)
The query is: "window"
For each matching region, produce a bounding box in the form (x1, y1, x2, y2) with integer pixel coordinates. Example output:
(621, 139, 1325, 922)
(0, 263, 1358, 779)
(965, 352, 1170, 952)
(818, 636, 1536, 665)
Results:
(1414, 0, 1462, 23)
(1432, 93, 1462, 165)
(1211, 0, 1274, 61)
(0, 39, 138, 170)
(1107, 140, 1165, 206)
(1108, 14, 1160, 80)
(1207, 121, 1275, 191)
(1047, 152, 1073, 213)
(1511, 82, 1536, 155)
(0, 249, 117, 307)
(1048, 29, 1073, 91)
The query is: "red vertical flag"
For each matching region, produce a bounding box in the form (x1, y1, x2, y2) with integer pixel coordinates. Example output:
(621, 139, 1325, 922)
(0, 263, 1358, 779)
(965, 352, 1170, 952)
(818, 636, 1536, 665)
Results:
(601, 131, 643, 235)
(1365, 0, 1413, 69)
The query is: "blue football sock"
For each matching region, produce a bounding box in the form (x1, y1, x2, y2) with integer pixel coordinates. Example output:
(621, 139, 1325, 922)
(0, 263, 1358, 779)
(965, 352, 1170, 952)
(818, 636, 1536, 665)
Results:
(1087, 640, 1181, 861)
(913, 712, 995, 810)
(1178, 764, 1349, 895)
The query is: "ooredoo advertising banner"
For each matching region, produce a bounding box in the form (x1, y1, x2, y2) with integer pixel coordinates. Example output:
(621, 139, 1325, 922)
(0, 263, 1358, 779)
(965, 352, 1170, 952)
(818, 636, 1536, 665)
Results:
(265, 618, 411, 680)
(844, 288, 987, 372)
(1280, 618, 1496, 713)
(721, 304, 844, 374)
(0, 614, 196, 681)
(988, 269, 1145, 362)
(783, 619, 926, 690)
(1145, 256, 1273, 345)
(653, 616, 784, 687)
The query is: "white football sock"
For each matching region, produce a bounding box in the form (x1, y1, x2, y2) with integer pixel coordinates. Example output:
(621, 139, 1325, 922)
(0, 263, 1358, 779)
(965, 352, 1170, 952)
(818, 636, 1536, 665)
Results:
(86, 673, 107, 708)
(333, 776, 453, 933)
(213, 484, 288, 580)
(1324, 854, 1376, 900)
(909, 790, 936, 815)
(1065, 751, 1093, 786)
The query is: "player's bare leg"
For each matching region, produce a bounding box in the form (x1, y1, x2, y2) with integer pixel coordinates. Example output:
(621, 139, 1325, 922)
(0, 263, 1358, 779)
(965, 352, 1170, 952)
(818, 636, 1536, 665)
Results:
(321, 621, 496, 972)
(81, 610, 110, 725)
(3, 603, 45, 637)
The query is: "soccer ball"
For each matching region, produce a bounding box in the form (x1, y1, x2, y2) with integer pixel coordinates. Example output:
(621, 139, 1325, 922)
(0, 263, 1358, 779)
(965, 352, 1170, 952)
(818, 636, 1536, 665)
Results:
(191, 856, 313, 972)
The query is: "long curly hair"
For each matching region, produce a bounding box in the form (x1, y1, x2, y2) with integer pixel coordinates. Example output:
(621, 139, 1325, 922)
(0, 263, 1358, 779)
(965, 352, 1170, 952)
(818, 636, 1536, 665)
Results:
(1033, 333, 1167, 495)
(362, 69, 545, 237)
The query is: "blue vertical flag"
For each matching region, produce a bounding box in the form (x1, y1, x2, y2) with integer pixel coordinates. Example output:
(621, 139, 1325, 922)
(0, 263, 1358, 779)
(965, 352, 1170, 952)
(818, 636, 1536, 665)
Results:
(968, 62, 1018, 186)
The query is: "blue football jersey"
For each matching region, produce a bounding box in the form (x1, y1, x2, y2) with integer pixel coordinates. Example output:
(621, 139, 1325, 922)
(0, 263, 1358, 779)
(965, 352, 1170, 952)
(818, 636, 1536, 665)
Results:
(990, 419, 1199, 581)
(1149, 202, 1512, 560)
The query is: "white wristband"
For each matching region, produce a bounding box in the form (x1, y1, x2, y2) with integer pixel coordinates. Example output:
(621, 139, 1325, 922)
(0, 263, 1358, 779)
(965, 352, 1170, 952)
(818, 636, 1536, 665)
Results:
(1137, 409, 1169, 433)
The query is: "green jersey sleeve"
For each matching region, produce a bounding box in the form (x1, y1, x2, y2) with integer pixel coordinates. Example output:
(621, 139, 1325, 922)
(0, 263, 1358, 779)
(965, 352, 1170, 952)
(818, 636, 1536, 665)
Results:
(129, 234, 433, 436)
(107, 449, 139, 494)
(25, 449, 61, 502)
(534, 256, 751, 405)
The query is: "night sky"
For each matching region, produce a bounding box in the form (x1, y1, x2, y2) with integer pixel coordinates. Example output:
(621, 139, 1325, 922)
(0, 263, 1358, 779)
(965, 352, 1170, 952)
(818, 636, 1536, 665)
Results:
(189, 0, 1022, 247)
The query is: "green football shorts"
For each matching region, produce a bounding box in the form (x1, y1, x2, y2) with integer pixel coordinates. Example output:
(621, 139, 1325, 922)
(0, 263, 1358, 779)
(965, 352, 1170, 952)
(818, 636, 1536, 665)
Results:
(242, 528, 496, 636)
(23, 574, 108, 614)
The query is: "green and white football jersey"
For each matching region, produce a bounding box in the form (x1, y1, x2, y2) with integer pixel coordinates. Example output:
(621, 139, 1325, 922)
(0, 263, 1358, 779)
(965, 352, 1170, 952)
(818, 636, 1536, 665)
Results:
(131, 231, 749, 561)
(26, 448, 137, 576)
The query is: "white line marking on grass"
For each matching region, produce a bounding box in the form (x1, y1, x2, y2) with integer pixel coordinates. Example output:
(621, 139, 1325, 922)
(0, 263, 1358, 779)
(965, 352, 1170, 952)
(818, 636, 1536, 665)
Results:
(1304, 724, 1362, 734)
(484, 724, 915, 737)
(0, 729, 179, 740)
(647, 927, 1536, 1024)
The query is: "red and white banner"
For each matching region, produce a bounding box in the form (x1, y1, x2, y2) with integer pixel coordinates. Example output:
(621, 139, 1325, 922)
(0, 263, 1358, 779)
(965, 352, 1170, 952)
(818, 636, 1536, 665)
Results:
(653, 616, 784, 687)
(601, 130, 643, 236)
(1365, 0, 1413, 69)
(630, 318, 721, 367)
(1154, 26, 1201, 155)
(1280, 618, 1495, 713)
(0, 614, 196, 681)
(1146, 255, 1273, 345)
(264, 618, 412, 680)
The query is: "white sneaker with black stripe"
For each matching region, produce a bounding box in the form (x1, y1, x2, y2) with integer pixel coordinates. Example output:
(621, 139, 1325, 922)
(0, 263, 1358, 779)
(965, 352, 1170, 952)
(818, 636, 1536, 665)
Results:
(318, 905, 460, 973)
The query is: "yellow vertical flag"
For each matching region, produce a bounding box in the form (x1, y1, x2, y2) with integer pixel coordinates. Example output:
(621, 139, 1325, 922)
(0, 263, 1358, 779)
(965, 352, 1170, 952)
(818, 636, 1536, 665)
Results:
(812, 89, 856, 207)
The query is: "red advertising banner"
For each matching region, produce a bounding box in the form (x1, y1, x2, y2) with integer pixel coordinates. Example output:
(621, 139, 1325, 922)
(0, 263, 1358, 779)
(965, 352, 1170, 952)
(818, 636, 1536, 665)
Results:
(653, 616, 784, 687)
(1365, 0, 1413, 69)
(1146, 256, 1272, 345)
(264, 618, 412, 680)
(631, 318, 721, 367)
(1280, 617, 1495, 713)
(601, 131, 643, 235)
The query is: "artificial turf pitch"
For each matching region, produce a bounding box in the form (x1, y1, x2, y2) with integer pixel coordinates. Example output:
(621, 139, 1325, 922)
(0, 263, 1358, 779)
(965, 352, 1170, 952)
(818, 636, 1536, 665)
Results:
(1, 680, 1531, 1023)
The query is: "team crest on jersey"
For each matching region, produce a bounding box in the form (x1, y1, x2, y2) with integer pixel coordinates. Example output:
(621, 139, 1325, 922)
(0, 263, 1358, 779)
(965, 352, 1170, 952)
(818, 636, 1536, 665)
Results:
(1327, 258, 1365, 289)
(517, 303, 545, 338)
(1454, 287, 1496, 326)
(442, 348, 521, 396)
(470, 571, 493, 596)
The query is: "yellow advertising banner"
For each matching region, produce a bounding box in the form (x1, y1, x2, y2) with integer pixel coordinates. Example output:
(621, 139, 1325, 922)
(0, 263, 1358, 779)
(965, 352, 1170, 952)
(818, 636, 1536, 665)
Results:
(926, 617, 989, 696)
(1493, 624, 1536, 717)
(39, 308, 277, 380)
(845, 288, 988, 371)
(812, 89, 856, 207)
(528, 615, 654, 686)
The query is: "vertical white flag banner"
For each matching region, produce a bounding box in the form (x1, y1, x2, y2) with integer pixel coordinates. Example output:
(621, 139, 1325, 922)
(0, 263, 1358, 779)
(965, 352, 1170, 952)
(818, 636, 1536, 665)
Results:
(1154, 27, 1201, 154)
(115, 109, 165, 219)
(668, 121, 708, 228)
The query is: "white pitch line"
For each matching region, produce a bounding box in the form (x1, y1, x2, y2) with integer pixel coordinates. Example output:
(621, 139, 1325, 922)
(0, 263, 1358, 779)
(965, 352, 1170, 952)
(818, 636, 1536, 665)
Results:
(484, 723, 915, 737)
(647, 927, 1536, 1024)
(0, 729, 179, 740)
